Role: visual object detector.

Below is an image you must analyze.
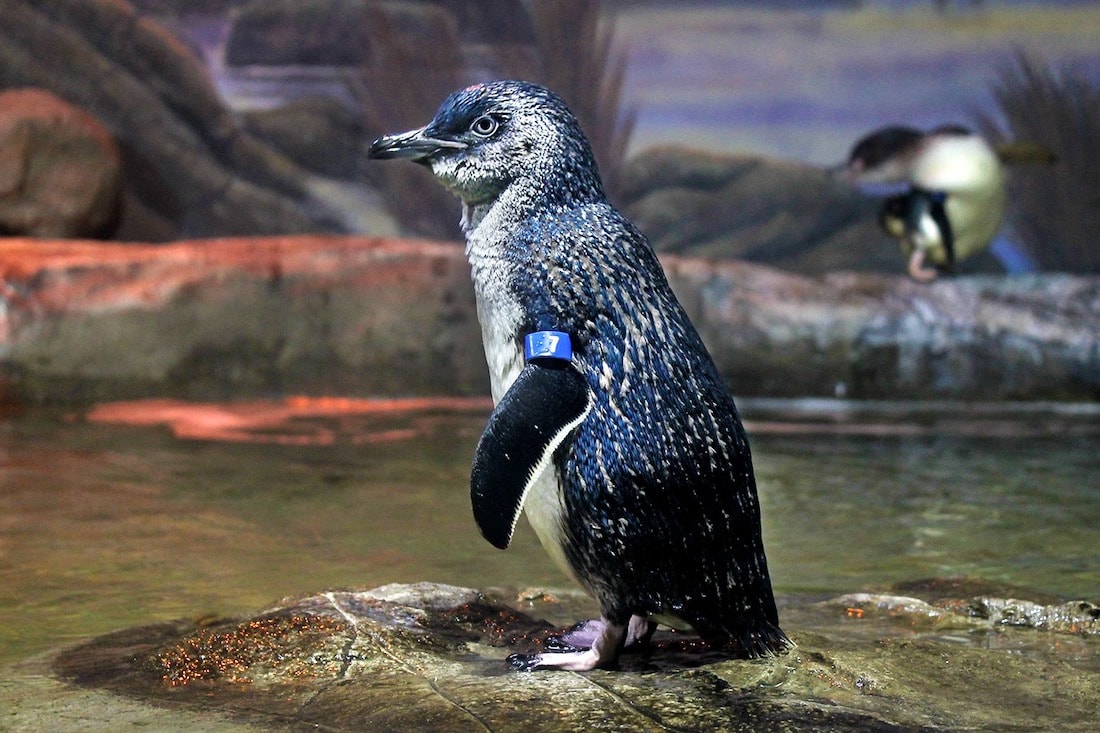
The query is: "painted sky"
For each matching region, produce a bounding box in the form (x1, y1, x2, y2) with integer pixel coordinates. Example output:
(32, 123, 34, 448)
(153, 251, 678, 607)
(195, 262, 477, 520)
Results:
(614, 3, 1100, 164)
(199, 2, 1100, 167)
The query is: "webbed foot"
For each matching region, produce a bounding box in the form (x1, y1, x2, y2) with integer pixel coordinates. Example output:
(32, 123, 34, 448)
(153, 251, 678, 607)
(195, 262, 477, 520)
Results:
(544, 619, 602, 652)
(545, 615, 655, 653)
(506, 614, 650, 671)
(907, 249, 939, 282)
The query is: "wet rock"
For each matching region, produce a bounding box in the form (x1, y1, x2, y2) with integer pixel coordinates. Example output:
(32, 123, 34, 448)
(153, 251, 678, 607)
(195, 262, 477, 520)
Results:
(618, 145, 1005, 276)
(828, 593, 1100, 635)
(0, 0, 345, 240)
(49, 582, 1100, 732)
(961, 598, 1100, 634)
(1, 237, 1097, 404)
(0, 89, 121, 239)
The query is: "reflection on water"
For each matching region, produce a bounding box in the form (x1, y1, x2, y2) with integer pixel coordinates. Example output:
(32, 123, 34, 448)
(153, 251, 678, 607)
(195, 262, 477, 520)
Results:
(1, 400, 1097, 667)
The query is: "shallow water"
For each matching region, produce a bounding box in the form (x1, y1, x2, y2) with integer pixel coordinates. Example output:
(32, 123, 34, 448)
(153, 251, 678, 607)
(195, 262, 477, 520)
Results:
(1, 399, 1097, 670)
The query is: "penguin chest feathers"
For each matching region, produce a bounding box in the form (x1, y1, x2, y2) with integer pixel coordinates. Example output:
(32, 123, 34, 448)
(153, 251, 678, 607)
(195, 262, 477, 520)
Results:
(464, 211, 577, 579)
(465, 218, 526, 403)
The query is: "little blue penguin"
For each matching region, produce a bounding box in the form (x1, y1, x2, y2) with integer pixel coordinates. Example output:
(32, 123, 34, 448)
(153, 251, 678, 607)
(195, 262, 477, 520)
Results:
(841, 125, 1007, 281)
(369, 80, 789, 671)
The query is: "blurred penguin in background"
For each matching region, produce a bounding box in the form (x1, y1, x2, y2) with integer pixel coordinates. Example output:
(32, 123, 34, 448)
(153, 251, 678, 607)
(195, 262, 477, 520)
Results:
(841, 125, 1009, 281)
(841, 125, 1058, 281)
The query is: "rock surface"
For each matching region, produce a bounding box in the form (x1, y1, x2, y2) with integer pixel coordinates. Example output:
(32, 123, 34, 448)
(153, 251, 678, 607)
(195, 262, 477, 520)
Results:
(0, 89, 122, 239)
(242, 96, 368, 180)
(130, 0, 244, 13)
(43, 581, 1099, 732)
(0, 236, 484, 403)
(1, 236, 1097, 404)
(664, 258, 1100, 400)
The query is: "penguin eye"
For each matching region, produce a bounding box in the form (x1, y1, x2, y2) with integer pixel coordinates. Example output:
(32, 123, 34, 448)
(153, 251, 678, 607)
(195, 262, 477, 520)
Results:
(470, 115, 499, 138)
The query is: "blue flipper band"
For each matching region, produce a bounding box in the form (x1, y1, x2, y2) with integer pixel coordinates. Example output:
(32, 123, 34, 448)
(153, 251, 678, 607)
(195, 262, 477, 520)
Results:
(524, 331, 572, 363)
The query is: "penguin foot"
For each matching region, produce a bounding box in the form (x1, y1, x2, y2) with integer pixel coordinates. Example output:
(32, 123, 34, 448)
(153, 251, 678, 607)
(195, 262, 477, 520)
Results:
(547, 619, 603, 650)
(508, 615, 650, 671)
(547, 614, 656, 653)
(907, 249, 939, 282)
(626, 614, 658, 648)
(506, 647, 615, 672)
(543, 635, 585, 653)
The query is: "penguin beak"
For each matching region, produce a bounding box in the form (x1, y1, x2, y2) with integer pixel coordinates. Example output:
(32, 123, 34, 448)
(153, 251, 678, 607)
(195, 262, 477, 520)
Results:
(367, 127, 467, 162)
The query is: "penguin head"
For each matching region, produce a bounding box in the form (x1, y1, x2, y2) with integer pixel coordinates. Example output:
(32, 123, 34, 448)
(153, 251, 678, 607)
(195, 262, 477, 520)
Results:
(368, 80, 604, 208)
(840, 125, 924, 185)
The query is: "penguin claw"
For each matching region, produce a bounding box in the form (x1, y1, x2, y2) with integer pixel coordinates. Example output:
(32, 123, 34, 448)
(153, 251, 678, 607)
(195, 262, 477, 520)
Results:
(507, 653, 543, 672)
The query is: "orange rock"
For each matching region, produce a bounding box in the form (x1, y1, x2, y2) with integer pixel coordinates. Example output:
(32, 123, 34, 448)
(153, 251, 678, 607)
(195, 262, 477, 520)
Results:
(0, 88, 122, 238)
(0, 236, 1096, 404)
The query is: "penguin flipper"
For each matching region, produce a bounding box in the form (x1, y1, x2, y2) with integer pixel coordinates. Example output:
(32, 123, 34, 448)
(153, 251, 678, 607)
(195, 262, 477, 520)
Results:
(905, 189, 955, 273)
(927, 193, 955, 272)
(471, 361, 592, 550)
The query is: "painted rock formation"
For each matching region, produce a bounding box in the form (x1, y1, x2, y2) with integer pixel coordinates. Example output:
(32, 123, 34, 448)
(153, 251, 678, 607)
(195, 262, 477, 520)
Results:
(0, 0, 351, 240)
(0, 89, 122, 239)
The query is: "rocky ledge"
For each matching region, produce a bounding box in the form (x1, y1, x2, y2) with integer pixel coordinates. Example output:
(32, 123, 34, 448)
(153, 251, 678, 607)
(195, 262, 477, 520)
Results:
(1, 236, 1097, 404)
(40, 580, 1099, 732)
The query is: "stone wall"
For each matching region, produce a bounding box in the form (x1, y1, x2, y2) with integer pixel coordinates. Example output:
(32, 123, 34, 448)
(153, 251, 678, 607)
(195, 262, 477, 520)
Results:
(1, 236, 1096, 404)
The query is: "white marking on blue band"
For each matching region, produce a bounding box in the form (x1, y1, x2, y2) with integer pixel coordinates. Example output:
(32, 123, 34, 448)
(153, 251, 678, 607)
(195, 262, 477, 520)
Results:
(525, 331, 572, 363)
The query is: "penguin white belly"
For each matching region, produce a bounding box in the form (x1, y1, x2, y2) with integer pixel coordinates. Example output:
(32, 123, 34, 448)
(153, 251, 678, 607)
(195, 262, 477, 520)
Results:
(473, 288, 575, 581)
(911, 136, 999, 192)
(523, 467, 576, 581)
(909, 211, 945, 254)
(468, 228, 526, 403)
(476, 297, 524, 403)
(946, 186, 1006, 259)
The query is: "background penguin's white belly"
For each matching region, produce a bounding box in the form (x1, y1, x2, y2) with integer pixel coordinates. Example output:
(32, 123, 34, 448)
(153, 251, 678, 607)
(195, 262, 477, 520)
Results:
(945, 188, 1006, 259)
